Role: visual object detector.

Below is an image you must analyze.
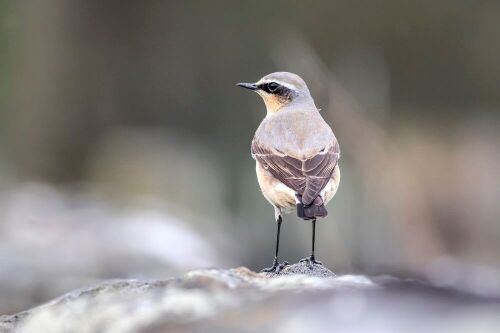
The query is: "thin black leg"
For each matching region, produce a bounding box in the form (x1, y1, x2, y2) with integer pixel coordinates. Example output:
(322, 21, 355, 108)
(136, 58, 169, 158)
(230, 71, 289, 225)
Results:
(311, 218, 316, 260)
(275, 215, 282, 259)
(261, 215, 288, 273)
(300, 218, 322, 266)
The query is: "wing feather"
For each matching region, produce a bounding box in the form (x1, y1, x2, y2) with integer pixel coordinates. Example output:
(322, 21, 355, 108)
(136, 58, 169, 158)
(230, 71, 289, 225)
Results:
(252, 138, 340, 205)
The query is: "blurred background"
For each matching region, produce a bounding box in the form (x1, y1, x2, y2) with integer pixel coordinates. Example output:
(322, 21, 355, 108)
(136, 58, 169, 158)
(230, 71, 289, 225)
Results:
(0, 0, 499, 314)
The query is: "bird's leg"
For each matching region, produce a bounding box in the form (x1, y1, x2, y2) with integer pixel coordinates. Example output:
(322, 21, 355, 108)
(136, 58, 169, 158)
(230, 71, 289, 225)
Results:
(300, 219, 323, 266)
(310, 218, 322, 265)
(261, 215, 289, 273)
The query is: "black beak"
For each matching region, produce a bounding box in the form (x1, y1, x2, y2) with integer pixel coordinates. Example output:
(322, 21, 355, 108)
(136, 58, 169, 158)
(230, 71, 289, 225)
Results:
(236, 82, 259, 91)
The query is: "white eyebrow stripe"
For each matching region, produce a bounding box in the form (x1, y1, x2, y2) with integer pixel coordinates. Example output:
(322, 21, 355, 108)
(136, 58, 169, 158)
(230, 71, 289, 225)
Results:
(257, 79, 297, 90)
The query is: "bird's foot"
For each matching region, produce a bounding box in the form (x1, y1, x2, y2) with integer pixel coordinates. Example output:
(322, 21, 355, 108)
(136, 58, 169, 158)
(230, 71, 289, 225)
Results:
(299, 255, 323, 267)
(260, 258, 289, 273)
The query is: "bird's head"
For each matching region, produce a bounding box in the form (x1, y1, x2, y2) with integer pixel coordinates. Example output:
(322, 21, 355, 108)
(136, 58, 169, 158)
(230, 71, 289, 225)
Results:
(237, 72, 314, 114)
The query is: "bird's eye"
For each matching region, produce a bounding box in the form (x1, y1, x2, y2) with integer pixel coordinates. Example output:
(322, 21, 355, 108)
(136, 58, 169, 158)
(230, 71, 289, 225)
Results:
(267, 82, 279, 93)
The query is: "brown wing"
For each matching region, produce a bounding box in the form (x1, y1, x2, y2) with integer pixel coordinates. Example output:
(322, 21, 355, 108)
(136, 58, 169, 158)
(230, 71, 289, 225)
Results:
(251, 139, 340, 205)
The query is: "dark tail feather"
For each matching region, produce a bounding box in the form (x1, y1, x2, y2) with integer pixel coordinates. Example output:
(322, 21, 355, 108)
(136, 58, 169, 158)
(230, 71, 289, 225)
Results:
(296, 194, 328, 220)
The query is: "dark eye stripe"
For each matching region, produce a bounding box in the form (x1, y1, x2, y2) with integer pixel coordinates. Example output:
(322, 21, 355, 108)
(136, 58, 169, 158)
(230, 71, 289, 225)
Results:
(259, 82, 283, 94)
(268, 82, 279, 92)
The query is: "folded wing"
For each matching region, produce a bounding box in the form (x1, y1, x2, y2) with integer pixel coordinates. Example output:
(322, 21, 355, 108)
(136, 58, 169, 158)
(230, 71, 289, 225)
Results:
(251, 138, 340, 205)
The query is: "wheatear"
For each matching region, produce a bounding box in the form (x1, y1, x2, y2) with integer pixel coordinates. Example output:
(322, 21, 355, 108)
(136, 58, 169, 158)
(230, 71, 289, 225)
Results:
(237, 72, 340, 272)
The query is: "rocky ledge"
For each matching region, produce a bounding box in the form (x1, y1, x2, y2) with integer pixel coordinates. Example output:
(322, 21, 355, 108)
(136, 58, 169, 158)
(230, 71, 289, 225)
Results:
(1, 262, 500, 333)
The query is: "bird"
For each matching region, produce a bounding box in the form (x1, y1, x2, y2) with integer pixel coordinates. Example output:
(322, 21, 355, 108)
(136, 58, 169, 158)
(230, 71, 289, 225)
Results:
(237, 72, 340, 273)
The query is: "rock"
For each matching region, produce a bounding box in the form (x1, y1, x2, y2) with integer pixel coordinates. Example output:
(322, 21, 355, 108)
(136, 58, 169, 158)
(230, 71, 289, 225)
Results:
(261, 260, 336, 278)
(2, 267, 500, 333)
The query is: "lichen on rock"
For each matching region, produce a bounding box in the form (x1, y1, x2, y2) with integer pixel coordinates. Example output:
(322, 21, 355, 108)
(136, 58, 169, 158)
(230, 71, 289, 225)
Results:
(260, 260, 336, 278)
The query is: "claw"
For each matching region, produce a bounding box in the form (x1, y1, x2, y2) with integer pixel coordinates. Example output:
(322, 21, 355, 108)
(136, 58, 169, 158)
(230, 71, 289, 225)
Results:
(276, 261, 289, 273)
(299, 255, 323, 268)
(261, 258, 289, 273)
